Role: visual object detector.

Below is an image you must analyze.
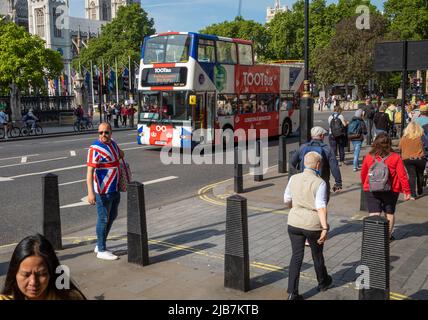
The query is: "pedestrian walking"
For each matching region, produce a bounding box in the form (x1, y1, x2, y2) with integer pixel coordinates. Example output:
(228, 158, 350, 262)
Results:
(284, 151, 333, 300)
(318, 96, 325, 111)
(127, 104, 137, 128)
(0, 234, 86, 300)
(398, 122, 428, 200)
(291, 126, 343, 203)
(413, 104, 428, 134)
(373, 105, 392, 136)
(0, 104, 10, 139)
(112, 104, 120, 128)
(121, 104, 128, 127)
(360, 133, 411, 240)
(347, 109, 368, 171)
(328, 106, 348, 166)
(363, 98, 376, 144)
(86, 122, 124, 260)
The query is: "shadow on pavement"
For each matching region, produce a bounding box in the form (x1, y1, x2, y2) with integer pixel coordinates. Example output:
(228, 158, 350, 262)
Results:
(409, 289, 428, 300)
(394, 221, 428, 240)
(328, 222, 362, 240)
(243, 183, 274, 193)
(151, 229, 224, 253)
(250, 262, 313, 290)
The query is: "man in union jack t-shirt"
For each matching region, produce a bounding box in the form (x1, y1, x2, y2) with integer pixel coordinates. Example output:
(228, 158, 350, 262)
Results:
(86, 122, 124, 260)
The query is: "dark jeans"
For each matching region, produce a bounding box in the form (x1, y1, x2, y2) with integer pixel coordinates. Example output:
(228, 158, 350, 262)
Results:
(404, 159, 427, 197)
(329, 135, 346, 162)
(95, 191, 120, 251)
(287, 225, 329, 294)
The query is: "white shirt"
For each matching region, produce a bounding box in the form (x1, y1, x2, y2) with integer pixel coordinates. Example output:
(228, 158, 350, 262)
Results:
(328, 113, 347, 134)
(0, 111, 9, 124)
(284, 176, 328, 210)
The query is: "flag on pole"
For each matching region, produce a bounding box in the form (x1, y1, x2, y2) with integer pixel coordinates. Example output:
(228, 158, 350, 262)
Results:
(108, 66, 116, 92)
(122, 67, 129, 90)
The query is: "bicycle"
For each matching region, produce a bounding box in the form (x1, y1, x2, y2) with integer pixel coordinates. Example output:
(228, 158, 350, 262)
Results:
(20, 120, 43, 136)
(73, 117, 93, 132)
(0, 122, 20, 139)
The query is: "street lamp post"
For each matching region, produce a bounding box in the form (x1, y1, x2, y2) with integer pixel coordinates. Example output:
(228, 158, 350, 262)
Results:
(299, 0, 314, 145)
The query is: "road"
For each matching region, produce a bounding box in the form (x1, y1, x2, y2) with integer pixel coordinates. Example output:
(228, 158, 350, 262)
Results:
(0, 111, 354, 246)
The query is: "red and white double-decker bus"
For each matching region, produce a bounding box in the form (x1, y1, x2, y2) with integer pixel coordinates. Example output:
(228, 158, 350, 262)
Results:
(137, 32, 304, 148)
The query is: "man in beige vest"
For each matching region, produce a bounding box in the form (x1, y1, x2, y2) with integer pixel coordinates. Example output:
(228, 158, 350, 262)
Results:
(284, 151, 333, 300)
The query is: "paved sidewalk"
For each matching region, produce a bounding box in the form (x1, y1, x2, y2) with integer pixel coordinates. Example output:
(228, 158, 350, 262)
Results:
(1, 142, 427, 300)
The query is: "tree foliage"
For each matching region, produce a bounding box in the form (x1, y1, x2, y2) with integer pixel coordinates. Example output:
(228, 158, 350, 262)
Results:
(0, 22, 63, 93)
(199, 17, 268, 60)
(312, 13, 390, 97)
(384, 0, 428, 40)
(73, 4, 155, 70)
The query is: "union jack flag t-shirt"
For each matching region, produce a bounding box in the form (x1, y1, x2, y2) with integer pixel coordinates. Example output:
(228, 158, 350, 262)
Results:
(87, 139, 121, 194)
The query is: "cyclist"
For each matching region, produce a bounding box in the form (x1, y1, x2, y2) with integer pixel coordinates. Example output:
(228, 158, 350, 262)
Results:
(0, 105, 10, 139)
(22, 108, 39, 131)
(74, 105, 84, 129)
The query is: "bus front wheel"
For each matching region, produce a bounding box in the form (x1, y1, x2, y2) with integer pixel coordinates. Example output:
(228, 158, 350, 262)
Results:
(282, 119, 292, 137)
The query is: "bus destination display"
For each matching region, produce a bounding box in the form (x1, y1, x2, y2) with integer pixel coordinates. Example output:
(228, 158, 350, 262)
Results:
(141, 67, 187, 87)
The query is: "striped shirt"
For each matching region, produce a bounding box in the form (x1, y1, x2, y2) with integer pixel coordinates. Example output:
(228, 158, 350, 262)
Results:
(87, 139, 121, 194)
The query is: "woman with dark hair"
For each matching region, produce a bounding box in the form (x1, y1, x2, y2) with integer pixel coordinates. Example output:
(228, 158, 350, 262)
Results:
(0, 234, 86, 300)
(361, 133, 411, 240)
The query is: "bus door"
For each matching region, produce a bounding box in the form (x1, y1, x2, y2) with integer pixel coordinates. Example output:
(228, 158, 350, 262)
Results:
(194, 93, 214, 144)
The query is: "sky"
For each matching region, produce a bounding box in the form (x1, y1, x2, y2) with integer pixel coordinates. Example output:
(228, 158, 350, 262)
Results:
(70, 0, 384, 33)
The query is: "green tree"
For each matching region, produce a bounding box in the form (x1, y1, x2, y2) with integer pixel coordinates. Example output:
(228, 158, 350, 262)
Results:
(0, 22, 63, 120)
(199, 17, 269, 60)
(384, 0, 428, 40)
(312, 13, 390, 98)
(73, 4, 155, 71)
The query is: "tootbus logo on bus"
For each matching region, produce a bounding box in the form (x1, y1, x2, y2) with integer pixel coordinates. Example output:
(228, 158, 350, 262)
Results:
(155, 68, 172, 73)
(156, 125, 167, 132)
(242, 72, 273, 87)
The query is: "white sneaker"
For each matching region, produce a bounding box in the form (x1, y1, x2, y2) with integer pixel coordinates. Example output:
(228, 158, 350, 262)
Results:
(94, 246, 98, 253)
(97, 251, 118, 260)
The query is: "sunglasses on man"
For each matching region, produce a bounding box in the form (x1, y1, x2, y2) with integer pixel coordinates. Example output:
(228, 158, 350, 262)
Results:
(98, 131, 110, 135)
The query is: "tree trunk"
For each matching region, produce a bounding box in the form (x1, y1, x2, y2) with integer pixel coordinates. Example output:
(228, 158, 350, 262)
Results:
(9, 82, 21, 122)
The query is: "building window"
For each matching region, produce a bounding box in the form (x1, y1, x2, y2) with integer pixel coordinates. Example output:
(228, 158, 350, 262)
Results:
(53, 7, 62, 38)
(102, 0, 110, 21)
(35, 8, 44, 38)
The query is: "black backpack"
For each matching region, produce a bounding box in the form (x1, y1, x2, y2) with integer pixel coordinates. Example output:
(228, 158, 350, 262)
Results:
(330, 113, 345, 138)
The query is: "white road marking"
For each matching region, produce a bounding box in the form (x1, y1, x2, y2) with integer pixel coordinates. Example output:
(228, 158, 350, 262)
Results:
(0, 154, 39, 161)
(0, 157, 68, 169)
(21, 157, 27, 163)
(60, 177, 178, 207)
(144, 176, 178, 185)
(59, 179, 86, 186)
(7, 164, 86, 180)
(70, 150, 76, 156)
(60, 197, 89, 209)
(0, 177, 14, 182)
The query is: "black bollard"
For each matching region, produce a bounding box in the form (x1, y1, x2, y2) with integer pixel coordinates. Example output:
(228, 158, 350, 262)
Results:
(278, 135, 287, 173)
(360, 184, 367, 212)
(42, 173, 62, 250)
(288, 150, 298, 180)
(224, 195, 250, 292)
(234, 147, 243, 194)
(359, 216, 390, 300)
(254, 140, 263, 182)
(127, 181, 149, 266)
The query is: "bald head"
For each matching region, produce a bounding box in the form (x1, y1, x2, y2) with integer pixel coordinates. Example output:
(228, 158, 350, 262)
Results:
(304, 152, 322, 169)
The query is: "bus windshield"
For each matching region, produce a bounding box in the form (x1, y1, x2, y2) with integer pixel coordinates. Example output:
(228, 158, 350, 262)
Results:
(140, 91, 190, 122)
(143, 35, 191, 64)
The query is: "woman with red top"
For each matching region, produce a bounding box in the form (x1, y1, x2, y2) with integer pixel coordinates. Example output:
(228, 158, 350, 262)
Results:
(361, 133, 411, 240)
